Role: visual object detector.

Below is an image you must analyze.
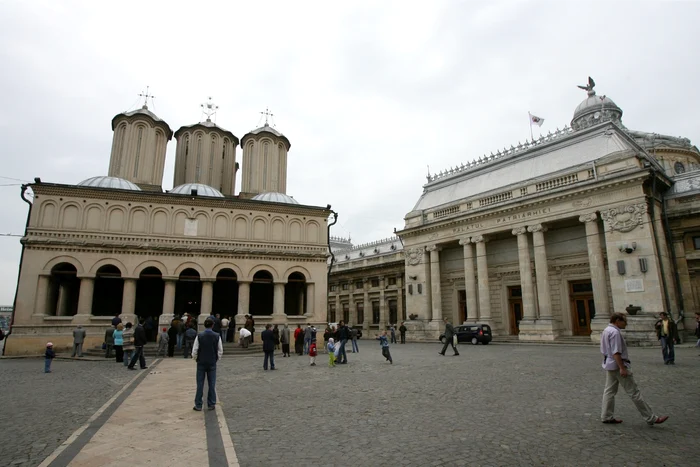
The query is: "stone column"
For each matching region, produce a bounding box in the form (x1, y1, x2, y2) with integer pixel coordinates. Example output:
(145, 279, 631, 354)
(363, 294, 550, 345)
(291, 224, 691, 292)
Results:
(305, 282, 314, 317)
(528, 224, 552, 320)
(75, 276, 95, 323)
(513, 227, 537, 321)
(335, 294, 340, 322)
(472, 236, 491, 321)
(459, 237, 478, 322)
(397, 279, 404, 322)
(273, 282, 286, 317)
(348, 284, 356, 325)
(34, 275, 50, 317)
(379, 280, 386, 329)
(120, 278, 137, 325)
(159, 278, 177, 327)
(580, 212, 611, 338)
(237, 281, 250, 318)
(426, 245, 443, 322)
(363, 288, 369, 331)
(201, 280, 214, 317)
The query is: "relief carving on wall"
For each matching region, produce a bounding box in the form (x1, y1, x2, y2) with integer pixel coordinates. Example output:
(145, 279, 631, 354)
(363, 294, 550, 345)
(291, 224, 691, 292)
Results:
(405, 247, 424, 266)
(578, 212, 597, 223)
(573, 197, 592, 209)
(600, 203, 647, 233)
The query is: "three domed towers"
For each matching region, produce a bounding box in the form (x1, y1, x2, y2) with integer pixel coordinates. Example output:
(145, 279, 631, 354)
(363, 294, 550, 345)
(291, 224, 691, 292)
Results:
(107, 102, 290, 197)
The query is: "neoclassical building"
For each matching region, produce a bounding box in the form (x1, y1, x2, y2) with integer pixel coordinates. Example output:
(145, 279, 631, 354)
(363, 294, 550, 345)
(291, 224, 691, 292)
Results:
(397, 80, 700, 344)
(328, 237, 405, 335)
(5, 101, 331, 355)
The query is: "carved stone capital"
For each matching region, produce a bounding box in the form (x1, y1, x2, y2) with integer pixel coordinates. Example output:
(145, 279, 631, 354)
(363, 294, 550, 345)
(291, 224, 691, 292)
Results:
(425, 244, 441, 253)
(470, 235, 487, 244)
(578, 212, 598, 223)
(527, 224, 547, 234)
(600, 203, 647, 233)
(512, 227, 528, 236)
(458, 237, 472, 246)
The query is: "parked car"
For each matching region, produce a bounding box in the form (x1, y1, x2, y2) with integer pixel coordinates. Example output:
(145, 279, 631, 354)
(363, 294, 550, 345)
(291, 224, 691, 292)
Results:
(439, 323, 492, 345)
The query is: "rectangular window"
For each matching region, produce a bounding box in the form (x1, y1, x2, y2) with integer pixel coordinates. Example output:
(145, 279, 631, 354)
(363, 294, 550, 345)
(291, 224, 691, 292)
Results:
(342, 302, 349, 323)
(371, 278, 379, 288)
(388, 277, 396, 286)
(694, 236, 700, 250)
(357, 302, 364, 324)
(355, 281, 363, 290)
(329, 304, 336, 323)
(342, 283, 349, 290)
(330, 285, 338, 292)
(372, 301, 380, 324)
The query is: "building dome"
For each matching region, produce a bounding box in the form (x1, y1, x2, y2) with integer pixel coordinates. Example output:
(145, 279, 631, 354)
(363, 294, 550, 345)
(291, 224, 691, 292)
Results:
(77, 176, 142, 191)
(570, 78, 623, 131)
(251, 192, 299, 204)
(170, 183, 224, 197)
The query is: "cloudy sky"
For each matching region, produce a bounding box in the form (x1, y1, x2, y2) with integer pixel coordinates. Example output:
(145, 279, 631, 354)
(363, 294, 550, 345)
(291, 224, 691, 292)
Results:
(1, 0, 699, 304)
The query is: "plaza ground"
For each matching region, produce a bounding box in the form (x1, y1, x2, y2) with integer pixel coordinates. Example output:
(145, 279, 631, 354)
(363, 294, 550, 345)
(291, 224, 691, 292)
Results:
(0, 342, 698, 466)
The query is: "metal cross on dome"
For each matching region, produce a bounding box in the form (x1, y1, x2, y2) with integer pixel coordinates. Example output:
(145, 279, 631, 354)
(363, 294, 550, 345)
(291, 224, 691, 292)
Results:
(201, 97, 218, 121)
(138, 86, 155, 109)
(260, 107, 274, 126)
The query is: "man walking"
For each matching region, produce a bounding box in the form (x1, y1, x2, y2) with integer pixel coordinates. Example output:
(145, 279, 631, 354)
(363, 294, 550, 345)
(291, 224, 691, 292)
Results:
(350, 326, 359, 353)
(438, 317, 459, 356)
(127, 319, 148, 370)
(390, 324, 397, 344)
(338, 321, 349, 364)
(281, 323, 291, 357)
(104, 325, 115, 358)
(601, 312, 669, 425)
(399, 322, 407, 344)
(72, 325, 86, 357)
(261, 324, 276, 370)
(654, 312, 679, 365)
(192, 318, 223, 411)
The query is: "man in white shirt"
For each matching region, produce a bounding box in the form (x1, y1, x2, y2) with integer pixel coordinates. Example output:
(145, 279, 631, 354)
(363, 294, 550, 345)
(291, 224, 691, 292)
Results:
(239, 326, 251, 348)
(221, 316, 230, 341)
(600, 312, 668, 425)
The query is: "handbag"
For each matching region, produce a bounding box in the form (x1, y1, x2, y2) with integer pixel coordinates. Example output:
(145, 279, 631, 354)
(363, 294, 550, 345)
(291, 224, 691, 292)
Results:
(452, 335, 458, 347)
(101, 343, 107, 350)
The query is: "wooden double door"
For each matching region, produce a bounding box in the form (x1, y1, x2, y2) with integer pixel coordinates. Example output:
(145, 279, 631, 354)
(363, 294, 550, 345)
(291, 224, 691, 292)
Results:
(570, 281, 595, 336)
(508, 286, 523, 335)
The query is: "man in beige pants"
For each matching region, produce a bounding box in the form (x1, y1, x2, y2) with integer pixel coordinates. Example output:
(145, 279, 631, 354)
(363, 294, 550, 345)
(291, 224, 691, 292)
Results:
(600, 312, 669, 426)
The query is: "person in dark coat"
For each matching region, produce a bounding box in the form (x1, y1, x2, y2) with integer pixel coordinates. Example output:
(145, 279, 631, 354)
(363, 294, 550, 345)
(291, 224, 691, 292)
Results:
(261, 324, 276, 370)
(127, 319, 148, 369)
(167, 324, 178, 357)
(399, 322, 407, 344)
(438, 317, 459, 356)
(272, 324, 280, 350)
(184, 322, 198, 358)
(192, 318, 223, 411)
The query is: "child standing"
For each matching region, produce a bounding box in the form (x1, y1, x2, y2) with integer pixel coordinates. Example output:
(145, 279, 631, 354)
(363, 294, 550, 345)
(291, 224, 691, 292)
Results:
(45, 342, 55, 373)
(327, 338, 336, 367)
(376, 330, 393, 364)
(309, 339, 317, 366)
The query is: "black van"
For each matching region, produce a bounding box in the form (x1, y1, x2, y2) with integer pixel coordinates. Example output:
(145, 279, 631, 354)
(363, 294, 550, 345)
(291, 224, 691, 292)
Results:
(439, 323, 492, 345)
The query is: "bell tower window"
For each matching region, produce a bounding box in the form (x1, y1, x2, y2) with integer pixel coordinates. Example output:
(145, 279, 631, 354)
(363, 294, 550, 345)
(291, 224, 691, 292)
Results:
(134, 126, 144, 178)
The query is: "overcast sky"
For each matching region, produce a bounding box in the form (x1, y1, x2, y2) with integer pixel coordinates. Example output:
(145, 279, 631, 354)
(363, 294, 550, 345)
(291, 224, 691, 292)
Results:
(1, 0, 699, 304)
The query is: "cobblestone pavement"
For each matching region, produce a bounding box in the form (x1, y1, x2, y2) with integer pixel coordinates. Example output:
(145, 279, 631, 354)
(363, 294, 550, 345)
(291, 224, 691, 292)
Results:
(0, 359, 134, 467)
(217, 343, 699, 467)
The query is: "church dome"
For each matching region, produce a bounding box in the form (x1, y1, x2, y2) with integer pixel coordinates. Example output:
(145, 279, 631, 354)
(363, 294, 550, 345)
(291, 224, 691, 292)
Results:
(570, 78, 623, 131)
(170, 183, 224, 198)
(77, 176, 142, 191)
(251, 192, 299, 204)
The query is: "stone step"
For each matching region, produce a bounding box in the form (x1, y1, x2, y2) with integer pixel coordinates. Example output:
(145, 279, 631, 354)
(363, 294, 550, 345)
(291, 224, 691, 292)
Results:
(83, 343, 264, 358)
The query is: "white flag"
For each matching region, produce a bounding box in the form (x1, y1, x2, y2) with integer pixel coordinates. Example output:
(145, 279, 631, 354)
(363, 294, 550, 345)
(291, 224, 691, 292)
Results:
(529, 113, 544, 127)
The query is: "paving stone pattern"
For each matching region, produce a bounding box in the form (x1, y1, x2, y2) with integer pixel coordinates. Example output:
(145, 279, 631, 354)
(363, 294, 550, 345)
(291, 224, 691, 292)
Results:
(0, 359, 134, 467)
(218, 343, 699, 467)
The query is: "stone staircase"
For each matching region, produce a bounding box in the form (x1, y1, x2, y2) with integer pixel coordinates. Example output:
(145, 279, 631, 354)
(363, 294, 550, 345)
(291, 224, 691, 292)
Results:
(83, 341, 263, 358)
(492, 335, 597, 346)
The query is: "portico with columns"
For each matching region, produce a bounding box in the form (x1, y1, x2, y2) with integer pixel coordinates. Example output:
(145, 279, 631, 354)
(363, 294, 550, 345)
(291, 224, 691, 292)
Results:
(397, 79, 696, 344)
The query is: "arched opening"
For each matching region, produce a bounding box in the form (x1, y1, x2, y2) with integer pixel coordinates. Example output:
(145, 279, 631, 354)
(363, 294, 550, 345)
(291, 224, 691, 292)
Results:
(250, 270, 273, 315)
(213, 268, 238, 319)
(284, 272, 306, 315)
(175, 268, 202, 320)
(92, 265, 124, 316)
(47, 263, 79, 316)
(135, 267, 164, 342)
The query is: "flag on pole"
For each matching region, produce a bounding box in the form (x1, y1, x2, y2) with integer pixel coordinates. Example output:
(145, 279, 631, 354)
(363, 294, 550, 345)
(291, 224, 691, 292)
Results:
(529, 112, 544, 127)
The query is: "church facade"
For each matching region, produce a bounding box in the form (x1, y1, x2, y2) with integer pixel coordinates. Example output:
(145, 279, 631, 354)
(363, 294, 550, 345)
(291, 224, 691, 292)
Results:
(396, 81, 700, 344)
(5, 102, 331, 355)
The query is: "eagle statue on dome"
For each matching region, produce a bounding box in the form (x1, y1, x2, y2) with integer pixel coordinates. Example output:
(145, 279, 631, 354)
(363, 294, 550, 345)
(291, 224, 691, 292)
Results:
(577, 76, 596, 93)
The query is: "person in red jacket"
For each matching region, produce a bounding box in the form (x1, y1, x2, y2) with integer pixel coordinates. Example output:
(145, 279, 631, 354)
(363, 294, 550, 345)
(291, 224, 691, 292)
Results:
(309, 340, 318, 366)
(294, 324, 303, 355)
